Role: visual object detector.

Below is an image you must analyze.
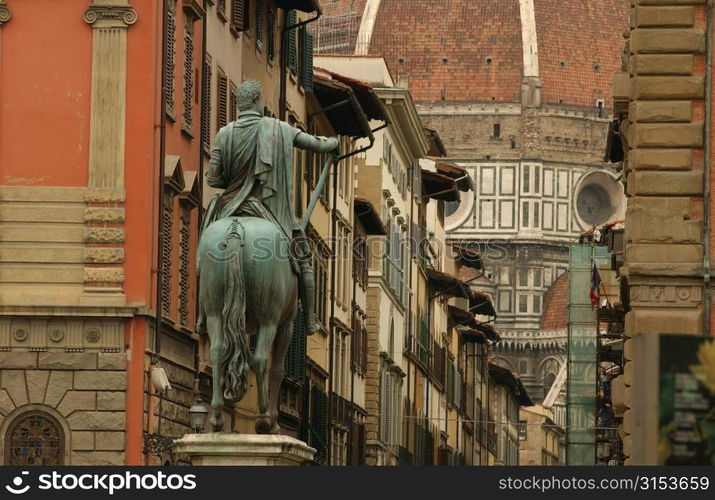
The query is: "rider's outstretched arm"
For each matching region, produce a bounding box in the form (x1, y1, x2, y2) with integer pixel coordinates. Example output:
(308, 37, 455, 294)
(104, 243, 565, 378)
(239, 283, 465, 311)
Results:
(294, 131, 339, 154)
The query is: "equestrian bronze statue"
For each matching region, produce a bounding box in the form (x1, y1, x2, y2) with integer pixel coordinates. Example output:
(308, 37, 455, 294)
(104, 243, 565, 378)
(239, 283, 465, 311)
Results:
(197, 80, 338, 434)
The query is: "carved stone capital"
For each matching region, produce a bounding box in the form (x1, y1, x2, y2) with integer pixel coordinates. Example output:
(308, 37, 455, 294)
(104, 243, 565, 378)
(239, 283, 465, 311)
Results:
(0, 1, 11, 26)
(83, 3, 137, 28)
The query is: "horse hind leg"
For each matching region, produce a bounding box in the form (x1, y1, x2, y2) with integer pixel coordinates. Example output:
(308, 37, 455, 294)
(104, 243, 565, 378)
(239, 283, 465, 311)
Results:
(267, 319, 293, 434)
(253, 323, 278, 434)
(206, 314, 226, 432)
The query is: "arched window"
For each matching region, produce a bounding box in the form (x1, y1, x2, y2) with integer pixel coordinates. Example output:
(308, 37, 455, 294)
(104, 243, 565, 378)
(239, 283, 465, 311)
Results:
(4, 411, 64, 465)
(518, 360, 527, 374)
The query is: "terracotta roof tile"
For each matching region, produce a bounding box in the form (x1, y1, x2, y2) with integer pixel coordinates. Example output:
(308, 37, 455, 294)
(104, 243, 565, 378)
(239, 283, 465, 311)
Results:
(540, 271, 569, 331)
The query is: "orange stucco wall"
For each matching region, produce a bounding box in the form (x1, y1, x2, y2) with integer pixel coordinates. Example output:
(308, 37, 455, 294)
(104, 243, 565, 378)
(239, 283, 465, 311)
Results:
(0, 1, 92, 186)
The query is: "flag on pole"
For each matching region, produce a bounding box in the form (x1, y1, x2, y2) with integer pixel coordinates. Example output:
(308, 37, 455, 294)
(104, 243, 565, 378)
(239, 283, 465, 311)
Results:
(589, 261, 601, 307)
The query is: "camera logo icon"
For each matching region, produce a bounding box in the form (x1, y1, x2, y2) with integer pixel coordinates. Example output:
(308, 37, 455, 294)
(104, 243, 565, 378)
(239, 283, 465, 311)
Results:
(5, 471, 30, 495)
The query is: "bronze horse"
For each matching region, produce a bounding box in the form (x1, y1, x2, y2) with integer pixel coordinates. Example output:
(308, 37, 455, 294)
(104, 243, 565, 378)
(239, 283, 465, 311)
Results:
(197, 216, 298, 434)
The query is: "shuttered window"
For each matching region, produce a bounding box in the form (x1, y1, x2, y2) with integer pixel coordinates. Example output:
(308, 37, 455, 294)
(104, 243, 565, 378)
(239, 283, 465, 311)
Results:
(217, 0, 227, 20)
(216, 68, 228, 129)
(267, 8, 275, 61)
(230, 0, 244, 34)
(165, 1, 177, 117)
(161, 191, 173, 318)
(301, 30, 314, 92)
(284, 307, 307, 382)
(201, 53, 212, 153)
(287, 10, 297, 74)
(178, 203, 191, 326)
(294, 149, 303, 217)
(379, 370, 393, 444)
(229, 81, 238, 122)
(310, 386, 329, 463)
(255, 0, 264, 47)
(230, 0, 250, 34)
(182, 18, 195, 133)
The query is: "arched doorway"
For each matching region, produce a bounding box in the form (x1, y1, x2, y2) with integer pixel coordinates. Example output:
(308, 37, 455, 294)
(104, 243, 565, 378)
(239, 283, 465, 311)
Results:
(4, 411, 65, 465)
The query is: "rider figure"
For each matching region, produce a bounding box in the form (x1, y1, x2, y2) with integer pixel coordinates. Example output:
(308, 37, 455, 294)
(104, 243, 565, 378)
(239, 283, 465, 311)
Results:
(202, 80, 339, 336)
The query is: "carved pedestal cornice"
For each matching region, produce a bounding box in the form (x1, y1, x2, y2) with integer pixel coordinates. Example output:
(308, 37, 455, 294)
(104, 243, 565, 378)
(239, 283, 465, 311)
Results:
(83, 3, 137, 28)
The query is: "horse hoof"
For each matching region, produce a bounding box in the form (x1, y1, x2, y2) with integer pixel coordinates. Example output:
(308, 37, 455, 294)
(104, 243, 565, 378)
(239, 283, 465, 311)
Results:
(210, 414, 225, 432)
(255, 416, 271, 434)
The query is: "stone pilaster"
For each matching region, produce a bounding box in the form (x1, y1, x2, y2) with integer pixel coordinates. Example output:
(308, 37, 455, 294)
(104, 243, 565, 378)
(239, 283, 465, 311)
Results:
(81, 2, 136, 303)
(620, 0, 707, 465)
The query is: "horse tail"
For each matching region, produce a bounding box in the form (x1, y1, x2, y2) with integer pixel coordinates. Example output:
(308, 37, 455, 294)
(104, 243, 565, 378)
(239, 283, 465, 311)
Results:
(221, 220, 251, 401)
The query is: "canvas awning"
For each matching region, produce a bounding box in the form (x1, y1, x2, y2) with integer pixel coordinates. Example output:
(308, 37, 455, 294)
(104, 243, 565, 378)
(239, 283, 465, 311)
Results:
(470, 290, 496, 317)
(426, 268, 472, 299)
(313, 73, 372, 139)
(476, 322, 500, 343)
(451, 243, 483, 270)
(422, 169, 459, 202)
(434, 161, 473, 192)
(275, 0, 322, 14)
(354, 197, 387, 235)
(459, 327, 487, 344)
(317, 68, 389, 123)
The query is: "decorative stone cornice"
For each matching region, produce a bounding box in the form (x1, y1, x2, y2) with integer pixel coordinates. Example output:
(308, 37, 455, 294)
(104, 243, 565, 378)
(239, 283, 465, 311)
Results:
(83, 3, 137, 28)
(0, 1, 11, 26)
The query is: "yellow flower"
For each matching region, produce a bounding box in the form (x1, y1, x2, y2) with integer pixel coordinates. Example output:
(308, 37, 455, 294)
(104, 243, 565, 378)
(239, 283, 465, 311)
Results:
(689, 339, 715, 394)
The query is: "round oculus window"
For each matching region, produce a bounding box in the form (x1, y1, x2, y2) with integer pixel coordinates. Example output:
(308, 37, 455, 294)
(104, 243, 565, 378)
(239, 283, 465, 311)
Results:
(576, 183, 613, 226)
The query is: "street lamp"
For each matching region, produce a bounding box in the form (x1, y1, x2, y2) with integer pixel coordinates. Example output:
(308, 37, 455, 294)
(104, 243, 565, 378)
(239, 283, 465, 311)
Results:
(188, 396, 209, 433)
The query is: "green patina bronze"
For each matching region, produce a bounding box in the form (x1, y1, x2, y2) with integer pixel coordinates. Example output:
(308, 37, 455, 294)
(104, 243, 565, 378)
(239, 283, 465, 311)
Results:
(197, 80, 338, 434)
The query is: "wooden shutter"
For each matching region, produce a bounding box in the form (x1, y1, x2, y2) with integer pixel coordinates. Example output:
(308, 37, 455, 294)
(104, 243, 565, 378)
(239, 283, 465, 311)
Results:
(295, 149, 303, 217)
(255, 0, 264, 46)
(229, 81, 238, 122)
(182, 26, 194, 130)
(357, 423, 366, 465)
(200, 53, 212, 152)
(165, 1, 176, 116)
(230, 0, 244, 32)
(267, 9, 275, 61)
(302, 30, 314, 93)
(217, 69, 228, 129)
(287, 10, 297, 73)
(284, 306, 306, 382)
(161, 193, 173, 317)
(311, 386, 329, 463)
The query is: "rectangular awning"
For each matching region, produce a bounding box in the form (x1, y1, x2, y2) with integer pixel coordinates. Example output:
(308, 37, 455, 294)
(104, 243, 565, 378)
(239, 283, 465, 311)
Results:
(434, 162, 473, 192)
(275, 0, 322, 14)
(426, 268, 472, 299)
(451, 243, 483, 270)
(448, 305, 475, 326)
(489, 363, 533, 406)
(424, 125, 447, 157)
(354, 197, 387, 235)
(422, 169, 459, 202)
(469, 290, 496, 317)
(316, 68, 389, 123)
(459, 326, 487, 344)
(475, 322, 500, 343)
(313, 72, 372, 139)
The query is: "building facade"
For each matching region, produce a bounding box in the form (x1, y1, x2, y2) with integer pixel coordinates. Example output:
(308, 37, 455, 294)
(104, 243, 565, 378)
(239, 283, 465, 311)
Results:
(314, 0, 631, 417)
(611, 0, 713, 466)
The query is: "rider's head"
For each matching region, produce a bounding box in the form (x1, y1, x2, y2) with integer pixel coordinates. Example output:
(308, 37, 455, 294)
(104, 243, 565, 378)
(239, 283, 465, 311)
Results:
(237, 80, 263, 113)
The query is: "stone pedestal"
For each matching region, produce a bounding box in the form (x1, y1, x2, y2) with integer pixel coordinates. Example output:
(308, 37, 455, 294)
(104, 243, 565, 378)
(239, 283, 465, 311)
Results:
(174, 433, 316, 466)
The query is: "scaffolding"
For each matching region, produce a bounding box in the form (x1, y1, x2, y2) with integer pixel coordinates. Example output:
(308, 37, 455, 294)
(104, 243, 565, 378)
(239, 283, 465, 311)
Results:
(567, 244, 608, 464)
